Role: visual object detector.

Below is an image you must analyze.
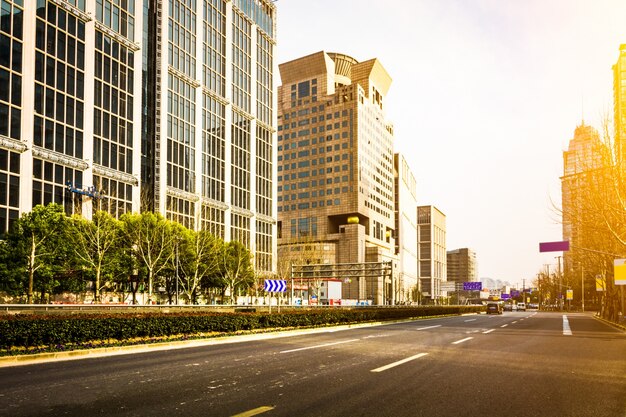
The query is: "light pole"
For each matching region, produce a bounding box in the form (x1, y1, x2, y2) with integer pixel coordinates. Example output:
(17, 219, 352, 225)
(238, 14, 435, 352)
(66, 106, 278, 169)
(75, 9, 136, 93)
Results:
(580, 264, 584, 312)
(556, 256, 563, 311)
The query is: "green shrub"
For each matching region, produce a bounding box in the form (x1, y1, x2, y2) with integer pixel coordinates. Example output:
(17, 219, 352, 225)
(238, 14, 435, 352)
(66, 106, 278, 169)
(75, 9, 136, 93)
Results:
(0, 306, 483, 352)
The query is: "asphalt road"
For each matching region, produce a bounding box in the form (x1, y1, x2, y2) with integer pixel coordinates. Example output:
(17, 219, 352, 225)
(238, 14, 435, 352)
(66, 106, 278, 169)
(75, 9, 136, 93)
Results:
(0, 311, 624, 417)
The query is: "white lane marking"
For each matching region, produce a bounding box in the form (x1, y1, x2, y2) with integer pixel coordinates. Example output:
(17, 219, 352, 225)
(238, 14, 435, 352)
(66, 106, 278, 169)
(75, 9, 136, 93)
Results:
(464, 319, 477, 322)
(371, 353, 429, 373)
(482, 329, 495, 334)
(452, 337, 474, 345)
(280, 339, 359, 353)
(500, 324, 508, 328)
(512, 321, 518, 324)
(416, 325, 442, 331)
(563, 315, 572, 336)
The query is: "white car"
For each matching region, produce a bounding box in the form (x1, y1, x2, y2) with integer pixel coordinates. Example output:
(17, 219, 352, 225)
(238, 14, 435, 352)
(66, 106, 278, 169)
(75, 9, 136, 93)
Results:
(517, 303, 526, 311)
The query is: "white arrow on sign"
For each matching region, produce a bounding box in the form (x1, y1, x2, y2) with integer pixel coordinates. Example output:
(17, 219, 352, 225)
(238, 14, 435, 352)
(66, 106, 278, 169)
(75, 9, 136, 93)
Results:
(264, 279, 287, 292)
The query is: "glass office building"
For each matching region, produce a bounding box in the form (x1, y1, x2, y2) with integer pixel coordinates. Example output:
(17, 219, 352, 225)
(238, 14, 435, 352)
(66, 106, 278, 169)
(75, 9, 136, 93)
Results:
(2, 0, 276, 274)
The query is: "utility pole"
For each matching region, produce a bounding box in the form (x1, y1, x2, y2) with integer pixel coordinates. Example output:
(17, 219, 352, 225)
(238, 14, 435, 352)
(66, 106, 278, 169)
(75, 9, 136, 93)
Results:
(581, 265, 584, 312)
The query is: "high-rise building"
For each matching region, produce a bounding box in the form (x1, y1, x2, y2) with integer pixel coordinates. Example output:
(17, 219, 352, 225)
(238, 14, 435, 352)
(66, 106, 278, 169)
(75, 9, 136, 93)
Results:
(446, 248, 477, 284)
(613, 44, 626, 162)
(3, 0, 276, 274)
(276, 51, 396, 304)
(394, 153, 418, 303)
(561, 122, 604, 280)
(417, 205, 446, 303)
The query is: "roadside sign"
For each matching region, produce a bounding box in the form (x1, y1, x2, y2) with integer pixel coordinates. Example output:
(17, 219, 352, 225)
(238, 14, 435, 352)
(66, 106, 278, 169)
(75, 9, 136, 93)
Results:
(441, 282, 456, 292)
(264, 279, 287, 292)
(539, 240, 570, 252)
(566, 289, 573, 300)
(614, 259, 626, 285)
(463, 282, 482, 291)
(596, 275, 606, 291)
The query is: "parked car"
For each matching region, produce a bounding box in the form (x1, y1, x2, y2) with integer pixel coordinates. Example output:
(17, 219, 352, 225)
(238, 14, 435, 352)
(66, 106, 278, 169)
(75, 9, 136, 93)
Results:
(517, 302, 526, 311)
(486, 302, 502, 314)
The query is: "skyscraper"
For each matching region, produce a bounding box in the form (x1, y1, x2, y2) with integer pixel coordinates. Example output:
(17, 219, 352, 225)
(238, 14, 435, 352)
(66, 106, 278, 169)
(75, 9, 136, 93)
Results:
(276, 51, 396, 304)
(561, 122, 604, 284)
(417, 205, 446, 303)
(394, 152, 418, 303)
(613, 44, 626, 162)
(3, 0, 276, 274)
(446, 248, 477, 284)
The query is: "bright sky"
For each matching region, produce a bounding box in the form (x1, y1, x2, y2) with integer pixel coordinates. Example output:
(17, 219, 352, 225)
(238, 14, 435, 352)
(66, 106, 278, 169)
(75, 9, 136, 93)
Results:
(275, 0, 626, 285)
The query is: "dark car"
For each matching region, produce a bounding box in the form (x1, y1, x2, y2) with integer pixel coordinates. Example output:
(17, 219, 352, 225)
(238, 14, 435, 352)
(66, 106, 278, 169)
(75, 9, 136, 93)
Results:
(486, 302, 502, 314)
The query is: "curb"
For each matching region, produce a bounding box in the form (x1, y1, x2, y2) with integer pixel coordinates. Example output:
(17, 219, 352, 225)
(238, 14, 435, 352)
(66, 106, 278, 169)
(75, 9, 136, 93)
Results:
(592, 314, 626, 332)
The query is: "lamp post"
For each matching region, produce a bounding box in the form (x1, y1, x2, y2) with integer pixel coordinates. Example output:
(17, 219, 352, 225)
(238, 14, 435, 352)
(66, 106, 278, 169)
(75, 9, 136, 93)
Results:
(581, 264, 584, 312)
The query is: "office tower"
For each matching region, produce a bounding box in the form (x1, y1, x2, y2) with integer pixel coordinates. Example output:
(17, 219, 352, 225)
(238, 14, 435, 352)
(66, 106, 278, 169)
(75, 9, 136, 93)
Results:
(561, 122, 604, 283)
(3, 0, 276, 274)
(394, 153, 418, 303)
(613, 44, 626, 162)
(276, 51, 396, 305)
(417, 205, 446, 303)
(446, 248, 477, 284)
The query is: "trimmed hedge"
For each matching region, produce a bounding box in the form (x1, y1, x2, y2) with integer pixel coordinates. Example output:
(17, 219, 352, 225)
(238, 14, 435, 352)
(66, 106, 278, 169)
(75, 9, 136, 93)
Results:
(0, 306, 483, 351)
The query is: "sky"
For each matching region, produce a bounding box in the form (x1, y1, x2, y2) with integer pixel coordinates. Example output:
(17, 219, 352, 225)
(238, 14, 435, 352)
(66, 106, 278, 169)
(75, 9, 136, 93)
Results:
(275, 0, 626, 286)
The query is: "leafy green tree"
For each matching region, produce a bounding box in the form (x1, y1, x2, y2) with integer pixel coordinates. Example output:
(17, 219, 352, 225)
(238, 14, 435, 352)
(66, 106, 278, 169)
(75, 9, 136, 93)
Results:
(67, 211, 122, 302)
(177, 228, 223, 304)
(121, 212, 174, 303)
(10, 204, 69, 304)
(218, 241, 255, 304)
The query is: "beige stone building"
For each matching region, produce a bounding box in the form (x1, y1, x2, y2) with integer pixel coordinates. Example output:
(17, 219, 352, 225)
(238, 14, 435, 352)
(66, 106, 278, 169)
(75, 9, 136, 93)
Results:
(613, 44, 626, 162)
(417, 205, 446, 303)
(276, 51, 396, 305)
(394, 153, 418, 303)
(446, 248, 477, 284)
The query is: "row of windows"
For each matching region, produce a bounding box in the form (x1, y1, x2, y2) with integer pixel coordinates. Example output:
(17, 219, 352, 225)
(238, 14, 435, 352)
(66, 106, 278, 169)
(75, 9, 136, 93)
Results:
(169, 0, 197, 78)
(34, 116, 83, 158)
(278, 185, 349, 201)
(201, 204, 224, 239)
(93, 137, 132, 173)
(231, 213, 250, 247)
(96, 0, 135, 41)
(166, 194, 195, 230)
(232, 11, 251, 112)
(94, 109, 132, 147)
(231, 112, 250, 209)
(201, 94, 225, 201)
(93, 174, 132, 219)
(278, 199, 341, 212)
(202, 0, 226, 96)
(0, 148, 19, 241)
(255, 219, 272, 272)
(36, 16, 85, 71)
(256, 31, 272, 125)
(32, 158, 82, 215)
(168, 74, 196, 193)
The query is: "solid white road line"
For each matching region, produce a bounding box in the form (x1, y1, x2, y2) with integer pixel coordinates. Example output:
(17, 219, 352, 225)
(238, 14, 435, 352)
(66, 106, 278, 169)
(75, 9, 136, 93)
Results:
(279, 339, 360, 353)
(371, 353, 429, 373)
(416, 325, 442, 331)
(231, 406, 275, 417)
(563, 315, 573, 336)
(482, 329, 495, 334)
(452, 337, 474, 345)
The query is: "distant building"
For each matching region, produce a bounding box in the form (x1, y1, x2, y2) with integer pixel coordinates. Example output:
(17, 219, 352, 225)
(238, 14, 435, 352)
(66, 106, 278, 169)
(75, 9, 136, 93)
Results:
(276, 51, 397, 305)
(561, 122, 604, 293)
(417, 205, 446, 303)
(613, 44, 626, 162)
(447, 248, 477, 284)
(394, 153, 418, 303)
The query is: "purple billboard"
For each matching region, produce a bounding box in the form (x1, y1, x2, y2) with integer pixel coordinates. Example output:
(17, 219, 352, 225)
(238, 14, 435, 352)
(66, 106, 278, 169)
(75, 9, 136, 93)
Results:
(539, 240, 570, 252)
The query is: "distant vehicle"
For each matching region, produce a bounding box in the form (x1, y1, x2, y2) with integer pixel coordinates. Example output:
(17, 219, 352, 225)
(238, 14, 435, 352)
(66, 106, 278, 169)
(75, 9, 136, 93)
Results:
(528, 303, 539, 309)
(486, 302, 502, 315)
(504, 303, 513, 311)
(517, 303, 526, 311)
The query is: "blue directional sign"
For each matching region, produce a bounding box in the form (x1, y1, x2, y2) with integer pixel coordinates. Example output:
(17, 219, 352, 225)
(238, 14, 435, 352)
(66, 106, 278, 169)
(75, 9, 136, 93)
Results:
(463, 282, 482, 291)
(264, 279, 287, 292)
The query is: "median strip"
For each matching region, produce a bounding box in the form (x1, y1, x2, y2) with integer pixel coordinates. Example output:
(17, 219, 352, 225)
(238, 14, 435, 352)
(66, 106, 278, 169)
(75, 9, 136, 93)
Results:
(371, 353, 429, 372)
(279, 339, 359, 354)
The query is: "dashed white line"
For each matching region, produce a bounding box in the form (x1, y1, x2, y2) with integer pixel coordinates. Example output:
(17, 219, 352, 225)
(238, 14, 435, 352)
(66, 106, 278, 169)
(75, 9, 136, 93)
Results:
(563, 315, 572, 336)
(512, 321, 518, 324)
(464, 319, 477, 322)
(280, 339, 359, 353)
(482, 329, 495, 334)
(371, 353, 429, 373)
(416, 325, 441, 331)
(500, 324, 508, 328)
(452, 337, 474, 345)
